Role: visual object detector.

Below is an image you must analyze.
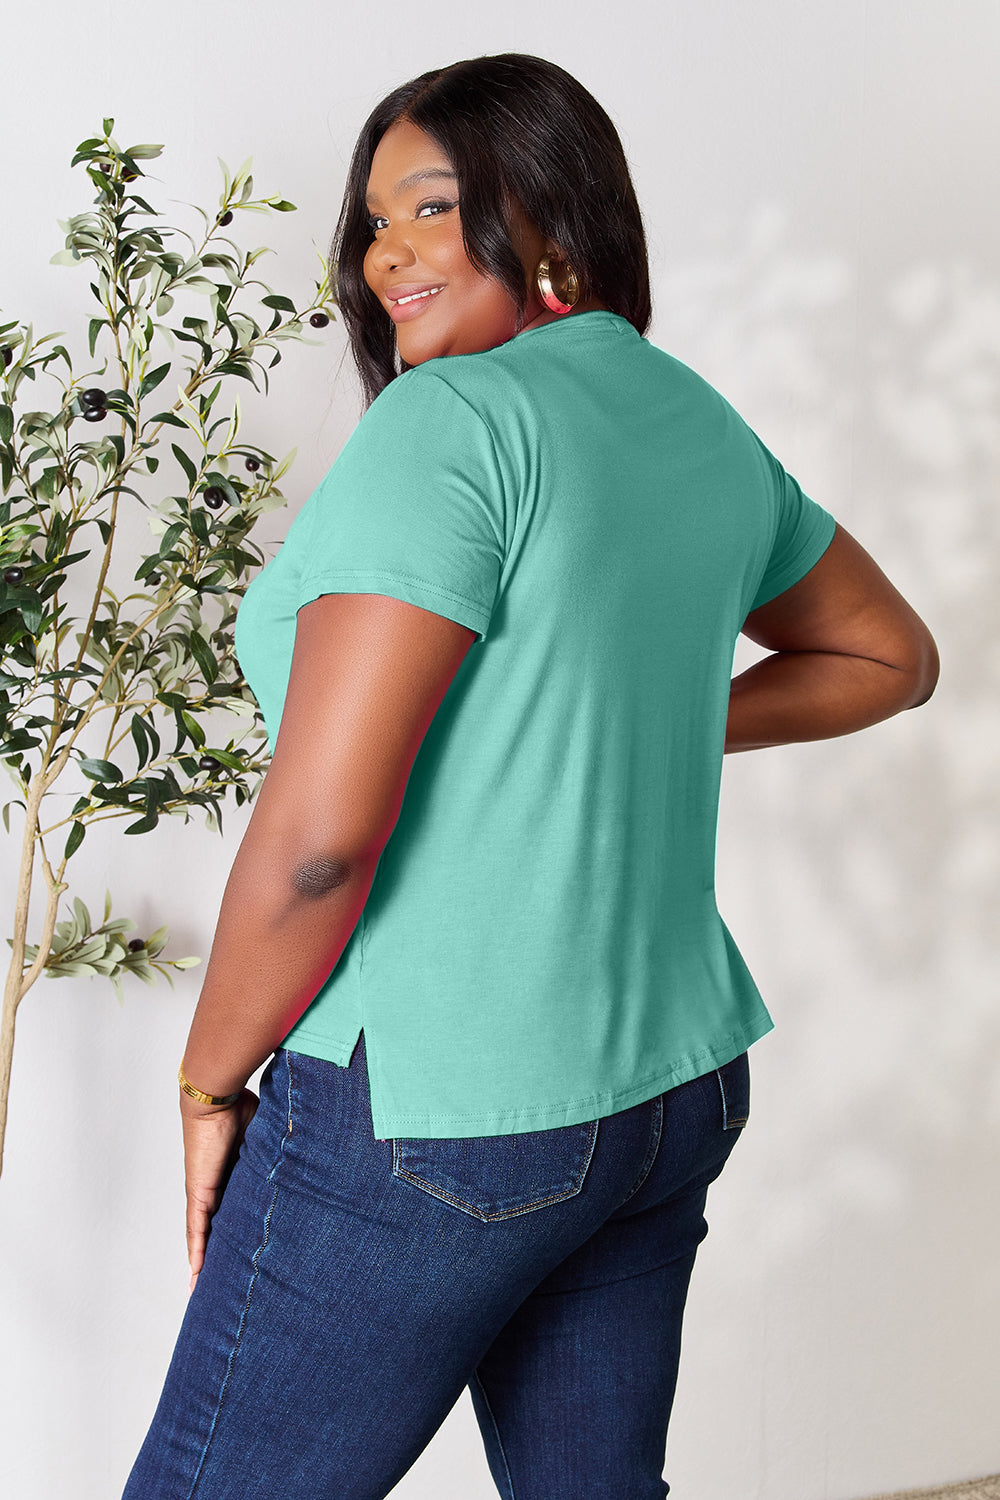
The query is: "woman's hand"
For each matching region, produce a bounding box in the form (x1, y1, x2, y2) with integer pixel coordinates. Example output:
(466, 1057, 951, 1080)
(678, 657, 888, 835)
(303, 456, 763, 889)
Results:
(180, 1087, 259, 1293)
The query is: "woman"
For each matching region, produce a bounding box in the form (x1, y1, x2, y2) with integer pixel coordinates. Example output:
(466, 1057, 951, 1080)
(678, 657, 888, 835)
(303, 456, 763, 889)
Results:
(123, 53, 938, 1500)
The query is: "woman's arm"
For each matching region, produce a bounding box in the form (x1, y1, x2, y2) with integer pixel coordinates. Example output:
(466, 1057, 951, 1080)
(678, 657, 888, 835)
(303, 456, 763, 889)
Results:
(178, 591, 477, 1283)
(182, 592, 477, 1094)
(725, 523, 939, 752)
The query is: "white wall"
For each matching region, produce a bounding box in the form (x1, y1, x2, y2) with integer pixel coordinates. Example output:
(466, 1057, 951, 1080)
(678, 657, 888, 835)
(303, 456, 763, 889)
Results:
(1, 3, 997, 1496)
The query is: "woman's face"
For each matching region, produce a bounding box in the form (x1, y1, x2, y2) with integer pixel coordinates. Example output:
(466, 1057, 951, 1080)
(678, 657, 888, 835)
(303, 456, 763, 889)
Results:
(362, 119, 557, 365)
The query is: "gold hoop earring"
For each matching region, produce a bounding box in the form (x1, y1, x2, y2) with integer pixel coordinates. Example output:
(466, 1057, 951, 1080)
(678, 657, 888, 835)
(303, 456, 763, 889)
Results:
(536, 255, 580, 315)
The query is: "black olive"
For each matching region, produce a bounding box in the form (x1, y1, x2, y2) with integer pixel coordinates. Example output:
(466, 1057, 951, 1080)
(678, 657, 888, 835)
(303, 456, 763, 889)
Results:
(1, 347, 12, 368)
(309, 312, 330, 328)
(219, 211, 234, 226)
(199, 755, 220, 772)
(244, 456, 261, 473)
(82, 388, 107, 408)
(83, 407, 107, 423)
(203, 487, 226, 509)
(4, 566, 25, 584)
(127, 938, 145, 952)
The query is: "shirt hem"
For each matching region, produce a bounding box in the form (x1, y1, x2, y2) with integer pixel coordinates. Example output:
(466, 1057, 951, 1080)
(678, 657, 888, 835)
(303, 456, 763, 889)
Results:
(296, 568, 491, 638)
(366, 1013, 774, 1139)
(749, 508, 837, 611)
(281, 1026, 359, 1069)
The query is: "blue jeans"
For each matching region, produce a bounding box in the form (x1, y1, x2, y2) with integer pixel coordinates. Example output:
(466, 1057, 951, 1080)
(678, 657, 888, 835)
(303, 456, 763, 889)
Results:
(123, 1032, 750, 1499)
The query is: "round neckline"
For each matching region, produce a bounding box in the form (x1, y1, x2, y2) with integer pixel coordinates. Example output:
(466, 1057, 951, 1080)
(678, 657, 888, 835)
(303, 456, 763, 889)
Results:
(511, 309, 631, 342)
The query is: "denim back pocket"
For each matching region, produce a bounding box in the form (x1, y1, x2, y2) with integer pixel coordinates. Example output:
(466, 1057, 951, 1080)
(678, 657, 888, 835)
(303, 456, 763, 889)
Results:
(716, 1052, 751, 1130)
(392, 1119, 600, 1222)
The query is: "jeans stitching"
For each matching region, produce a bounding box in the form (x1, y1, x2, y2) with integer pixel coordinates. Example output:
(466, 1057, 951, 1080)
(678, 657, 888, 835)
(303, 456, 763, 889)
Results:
(716, 1062, 750, 1130)
(392, 1120, 600, 1221)
(619, 1095, 663, 1205)
(472, 1368, 517, 1500)
(187, 1054, 295, 1497)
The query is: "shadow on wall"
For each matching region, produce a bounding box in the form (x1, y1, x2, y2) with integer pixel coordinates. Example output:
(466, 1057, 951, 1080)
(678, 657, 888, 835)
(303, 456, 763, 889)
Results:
(651, 201, 1000, 1499)
(652, 200, 1000, 1137)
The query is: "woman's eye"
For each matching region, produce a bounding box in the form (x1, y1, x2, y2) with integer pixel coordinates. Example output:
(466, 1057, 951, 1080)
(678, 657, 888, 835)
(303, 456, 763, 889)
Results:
(366, 201, 456, 235)
(416, 199, 457, 218)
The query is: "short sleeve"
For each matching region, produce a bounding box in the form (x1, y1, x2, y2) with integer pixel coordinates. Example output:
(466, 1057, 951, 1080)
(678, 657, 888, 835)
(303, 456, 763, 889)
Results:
(746, 432, 837, 612)
(292, 369, 505, 642)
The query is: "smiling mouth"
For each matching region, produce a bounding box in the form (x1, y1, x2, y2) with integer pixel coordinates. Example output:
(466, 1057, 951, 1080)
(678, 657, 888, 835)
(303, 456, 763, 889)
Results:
(392, 286, 444, 306)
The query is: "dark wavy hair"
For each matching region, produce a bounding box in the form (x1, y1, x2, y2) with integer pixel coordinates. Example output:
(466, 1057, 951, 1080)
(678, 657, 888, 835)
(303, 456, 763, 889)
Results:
(332, 53, 652, 407)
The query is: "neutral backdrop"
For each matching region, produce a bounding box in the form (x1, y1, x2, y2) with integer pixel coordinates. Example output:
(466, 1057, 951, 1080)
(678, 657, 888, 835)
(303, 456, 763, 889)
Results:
(0, 3, 997, 1497)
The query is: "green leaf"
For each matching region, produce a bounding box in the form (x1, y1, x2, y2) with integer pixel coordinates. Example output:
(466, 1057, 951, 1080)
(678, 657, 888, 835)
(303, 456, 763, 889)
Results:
(104, 918, 136, 936)
(64, 820, 86, 858)
(269, 199, 296, 213)
(189, 629, 217, 686)
(203, 470, 239, 506)
(181, 708, 207, 747)
(102, 117, 115, 136)
(171, 443, 198, 488)
(172, 956, 202, 969)
(123, 143, 163, 160)
(214, 362, 257, 385)
(91, 784, 129, 806)
(20, 594, 44, 636)
(87, 318, 106, 357)
(2, 799, 25, 832)
(145, 455, 159, 474)
(0, 405, 12, 444)
(190, 506, 210, 546)
(199, 746, 245, 771)
(138, 362, 171, 400)
(102, 483, 145, 506)
(157, 520, 186, 559)
(141, 712, 160, 760)
(36, 467, 60, 502)
(73, 895, 92, 936)
(124, 812, 159, 834)
(79, 757, 123, 783)
(200, 379, 223, 418)
(130, 713, 151, 771)
(260, 294, 296, 313)
(2, 729, 42, 755)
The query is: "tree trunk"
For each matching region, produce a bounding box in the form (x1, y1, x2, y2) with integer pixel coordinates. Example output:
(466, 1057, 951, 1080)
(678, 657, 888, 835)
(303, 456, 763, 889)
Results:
(0, 973, 21, 1178)
(0, 777, 45, 1178)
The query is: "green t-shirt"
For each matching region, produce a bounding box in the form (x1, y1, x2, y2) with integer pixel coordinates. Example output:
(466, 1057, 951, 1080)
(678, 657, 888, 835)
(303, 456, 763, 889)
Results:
(234, 310, 836, 1139)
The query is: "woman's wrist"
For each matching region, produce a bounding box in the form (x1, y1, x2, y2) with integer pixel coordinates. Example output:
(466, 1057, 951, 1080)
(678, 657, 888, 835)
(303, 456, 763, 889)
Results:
(178, 1061, 245, 1110)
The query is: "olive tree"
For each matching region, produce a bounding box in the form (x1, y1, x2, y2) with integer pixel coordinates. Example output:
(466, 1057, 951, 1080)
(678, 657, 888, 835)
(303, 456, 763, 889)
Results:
(0, 121, 336, 1174)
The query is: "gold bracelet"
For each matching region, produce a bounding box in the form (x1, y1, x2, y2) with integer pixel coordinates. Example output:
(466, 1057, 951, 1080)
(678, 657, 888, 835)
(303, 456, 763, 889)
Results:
(178, 1062, 243, 1108)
